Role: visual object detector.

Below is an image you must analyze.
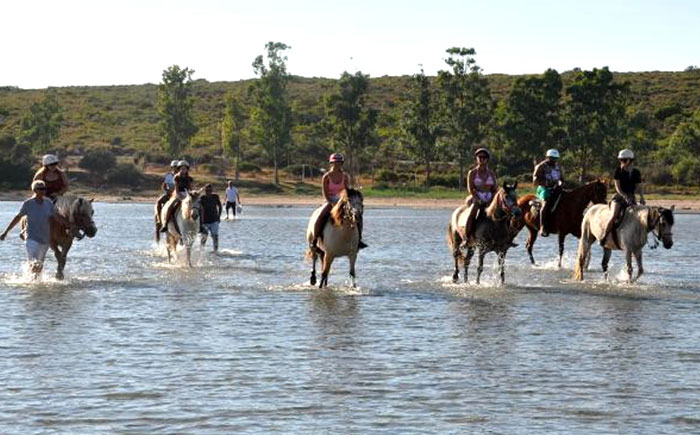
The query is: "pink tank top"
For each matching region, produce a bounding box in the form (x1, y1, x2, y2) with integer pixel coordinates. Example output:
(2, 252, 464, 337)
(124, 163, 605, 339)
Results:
(327, 174, 345, 198)
(473, 170, 495, 203)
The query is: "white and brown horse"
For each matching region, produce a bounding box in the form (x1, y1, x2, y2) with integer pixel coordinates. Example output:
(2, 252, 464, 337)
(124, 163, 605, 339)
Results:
(573, 204, 675, 282)
(306, 189, 364, 288)
(21, 195, 98, 279)
(448, 183, 522, 284)
(161, 191, 201, 267)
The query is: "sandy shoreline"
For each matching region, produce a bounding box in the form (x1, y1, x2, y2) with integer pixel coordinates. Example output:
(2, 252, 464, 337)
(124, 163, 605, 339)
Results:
(1, 190, 698, 212)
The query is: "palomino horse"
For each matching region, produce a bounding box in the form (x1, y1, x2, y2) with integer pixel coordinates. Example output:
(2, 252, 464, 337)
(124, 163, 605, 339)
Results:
(21, 195, 97, 279)
(161, 191, 201, 267)
(573, 204, 675, 283)
(517, 179, 607, 267)
(448, 183, 522, 284)
(306, 189, 364, 288)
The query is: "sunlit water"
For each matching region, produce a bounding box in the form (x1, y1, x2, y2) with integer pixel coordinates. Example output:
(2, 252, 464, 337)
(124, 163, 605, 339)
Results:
(1, 201, 699, 433)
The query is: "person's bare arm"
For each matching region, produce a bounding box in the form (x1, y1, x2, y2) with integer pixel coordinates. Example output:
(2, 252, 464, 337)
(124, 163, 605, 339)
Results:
(636, 183, 646, 205)
(0, 214, 23, 240)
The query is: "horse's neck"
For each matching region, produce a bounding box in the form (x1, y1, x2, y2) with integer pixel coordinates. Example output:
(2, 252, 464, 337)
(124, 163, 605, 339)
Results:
(564, 186, 592, 211)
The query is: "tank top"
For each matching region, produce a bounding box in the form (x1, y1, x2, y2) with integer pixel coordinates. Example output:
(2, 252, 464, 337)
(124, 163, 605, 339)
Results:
(326, 173, 345, 200)
(36, 168, 67, 197)
(473, 169, 495, 203)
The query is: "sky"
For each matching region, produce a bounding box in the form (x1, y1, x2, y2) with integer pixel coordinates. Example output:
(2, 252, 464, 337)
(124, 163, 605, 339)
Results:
(2, 0, 699, 89)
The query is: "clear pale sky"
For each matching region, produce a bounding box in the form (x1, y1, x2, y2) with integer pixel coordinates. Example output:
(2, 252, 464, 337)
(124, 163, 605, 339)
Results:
(3, 0, 699, 89)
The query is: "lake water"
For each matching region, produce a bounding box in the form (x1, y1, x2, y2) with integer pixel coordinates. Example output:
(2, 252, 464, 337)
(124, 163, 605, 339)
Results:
(1, 201, 699, 433)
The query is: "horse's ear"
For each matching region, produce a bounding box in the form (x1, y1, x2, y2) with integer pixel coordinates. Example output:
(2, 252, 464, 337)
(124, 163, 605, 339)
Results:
(513, 181, 518, 190)
(78, 198, 84, 206)
(502, 181, 508, 189)
(670, 205, 675, 212)
(89, 198, 94, 204)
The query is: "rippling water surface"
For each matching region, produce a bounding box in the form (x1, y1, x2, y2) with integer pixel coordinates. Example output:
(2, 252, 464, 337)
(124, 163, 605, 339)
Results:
(1, 201, 700, 433)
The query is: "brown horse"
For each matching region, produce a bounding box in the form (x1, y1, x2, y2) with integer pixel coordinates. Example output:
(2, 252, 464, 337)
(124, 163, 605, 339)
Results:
(516, 179, 607, 267)
(447, 183, 522, 284)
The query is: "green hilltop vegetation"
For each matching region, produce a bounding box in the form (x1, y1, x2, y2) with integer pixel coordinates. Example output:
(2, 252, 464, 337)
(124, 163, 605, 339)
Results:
(1, 66, 699, 192)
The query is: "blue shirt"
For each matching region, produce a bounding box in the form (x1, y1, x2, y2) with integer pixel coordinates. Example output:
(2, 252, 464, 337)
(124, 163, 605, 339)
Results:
(19, 198, 55, 244)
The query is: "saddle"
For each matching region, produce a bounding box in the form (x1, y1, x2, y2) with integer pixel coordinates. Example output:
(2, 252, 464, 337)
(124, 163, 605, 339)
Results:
(160, 199, 182, 237)
(528, 199, 542, 218)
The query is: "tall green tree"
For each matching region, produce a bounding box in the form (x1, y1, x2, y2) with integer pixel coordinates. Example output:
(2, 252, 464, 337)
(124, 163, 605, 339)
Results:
(437, 47, 493, 189)
(564, 67, 630, 181)
(493, 69, 563, 174)
(18, 93, 63, 154)
(324, 71, 378, 180)
(401, 68, 442, 183)
(221, 93, 247, 181)
(157, 65, 198, 157)
(248, 42, 293, 185)
(665, 108, 700, 184)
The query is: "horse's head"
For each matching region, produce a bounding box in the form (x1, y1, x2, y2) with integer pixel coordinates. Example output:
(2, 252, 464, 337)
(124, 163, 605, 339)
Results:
(590, 179, 608, 204)
(181, 192, 201, 222)
(649, 205, 675, 249)
(331, 189, 364, 228)
(487, 181, 521, 221)
(71, 197, 97, 238)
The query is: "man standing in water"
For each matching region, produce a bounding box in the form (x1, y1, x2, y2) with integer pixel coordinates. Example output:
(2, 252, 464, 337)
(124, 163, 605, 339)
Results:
(224, 180, 241, 219)
(200, 184, 222, 252)
(0, 180, 68, 278)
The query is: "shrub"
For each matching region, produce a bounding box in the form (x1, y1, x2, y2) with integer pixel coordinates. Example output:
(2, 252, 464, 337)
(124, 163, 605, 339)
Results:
(375, 168, 399, 183)
(79, 149, 116, 175)
(285, 164, 323, 178)
(646, 163, 674, 185)
(238, 161, 261, 173)
(106, 163, 143, 186)
(672, 156, 700, 185)
(426, 173, 461, 188)
(199, 163, 224, 175)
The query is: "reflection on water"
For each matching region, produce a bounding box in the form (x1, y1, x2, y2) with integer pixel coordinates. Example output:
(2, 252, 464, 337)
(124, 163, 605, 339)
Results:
(1, 202, 699, 432)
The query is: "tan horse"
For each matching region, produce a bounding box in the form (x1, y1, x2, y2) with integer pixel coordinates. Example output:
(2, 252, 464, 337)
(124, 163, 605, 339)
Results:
(306, 189, 364, 288)
(573, 204, 675, 282)
(447, 183, 522, 284)
(162, 191, 201, 267)
(20, 195, 97, 279)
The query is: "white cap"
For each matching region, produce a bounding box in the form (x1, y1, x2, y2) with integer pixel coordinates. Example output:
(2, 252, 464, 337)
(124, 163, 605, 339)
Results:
(170, 160, 179, 167)
(31, 180, 46, 191)
(178, 160, 190, 168)
(546, 149, 560, 159)
(42, 154, 59, 166)
(618, 149, 635, 160)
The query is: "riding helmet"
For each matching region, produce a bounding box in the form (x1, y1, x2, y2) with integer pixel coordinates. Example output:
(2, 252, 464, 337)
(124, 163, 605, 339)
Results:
(178, 160, 190, 168)
(545, 149, 560, 159)
(617, 149, 635, 160)
(329, 153, 344, 163)
(42, 154, 59, 166)
(170, 160, 179, 167)
(474, 147, 490, 159)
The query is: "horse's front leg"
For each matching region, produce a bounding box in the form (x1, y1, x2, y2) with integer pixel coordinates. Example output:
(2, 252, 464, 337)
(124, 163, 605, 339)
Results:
(53, 241, 71, 280)
(310, 250, 318, 286)
(476, 250, 486, 285)
(464, 247, 475, 283)
(526, 226, 538, 265)
(601, 248, 612, 281)
(498, 251, 507, 284)
(452, 233, 462, 283)
(349, 251, 357, 288)
(631, 250, 643, 283)
(557, 233, 566, 268)
(320, 254, 334, 288)
(625, 250, 634, 283)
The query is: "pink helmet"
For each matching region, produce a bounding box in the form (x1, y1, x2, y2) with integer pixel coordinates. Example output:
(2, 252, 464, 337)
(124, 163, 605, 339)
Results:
(329, 153, 344, 163)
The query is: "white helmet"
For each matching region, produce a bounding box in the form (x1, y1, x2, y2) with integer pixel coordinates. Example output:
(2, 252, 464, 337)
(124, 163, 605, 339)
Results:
(178, 160, 190, 168)
(170, 160, 179, 167)
(545, 149, 560, 159)
(42, 154, 59, 166)
(617, 149, 635, 160)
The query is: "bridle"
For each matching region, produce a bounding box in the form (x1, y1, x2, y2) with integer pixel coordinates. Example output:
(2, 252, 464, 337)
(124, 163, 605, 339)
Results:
(648, 208, 673, 249)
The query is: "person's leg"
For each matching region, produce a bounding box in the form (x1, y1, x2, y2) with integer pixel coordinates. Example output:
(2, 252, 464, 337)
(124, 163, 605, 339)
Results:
(162, 197, 181, 233)
(25, 240, 48, 278)
(539, 199, 549, 237)
(601, 201, 620, 247)
(211, 222, 219, 252)
(232, 202, 237, 218)
(464, 203, 479, 240)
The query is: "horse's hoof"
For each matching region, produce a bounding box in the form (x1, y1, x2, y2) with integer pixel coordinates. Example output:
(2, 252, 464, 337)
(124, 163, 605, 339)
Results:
(310, 276, 317, 286)
(55, 273, 64, 280)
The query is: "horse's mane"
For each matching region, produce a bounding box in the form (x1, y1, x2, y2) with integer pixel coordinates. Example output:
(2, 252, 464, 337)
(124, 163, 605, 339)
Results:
(55, 194, 92, 219)
(330, 189, 363, 226)
(484, 188, 505, 219)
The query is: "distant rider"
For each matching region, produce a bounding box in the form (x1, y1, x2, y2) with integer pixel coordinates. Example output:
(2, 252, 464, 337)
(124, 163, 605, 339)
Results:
(161, 160, 194, 233)
(463, 148, 498, 241)
(156, 160, 179, 232)
(33, 154, 68, 201)
(533, 149, 564, 237)
(600, 149, 646, 246)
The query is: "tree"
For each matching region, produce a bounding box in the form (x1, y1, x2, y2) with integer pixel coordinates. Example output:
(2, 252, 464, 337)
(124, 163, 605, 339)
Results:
(79, 148, 117, 179)
(324, 71, 378, 181)
(157, 65, 198, 157)
(437, 47, 493, 189)
(564, 67, 630, 181)
(493, 69, 563, 174)
(401, 68, 442, 183)
(248, 42, 293, 185)
(18, 93, 63, 154)
(221, 93, 247, 181)
(665, 109, 700, 185)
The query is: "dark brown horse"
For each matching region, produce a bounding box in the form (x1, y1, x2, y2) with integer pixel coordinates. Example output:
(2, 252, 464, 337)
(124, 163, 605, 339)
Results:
(516, 179, 607, 267)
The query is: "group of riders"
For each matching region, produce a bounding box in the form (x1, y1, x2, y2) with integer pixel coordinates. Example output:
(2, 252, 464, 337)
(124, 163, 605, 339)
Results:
(462, 146, 644, 247)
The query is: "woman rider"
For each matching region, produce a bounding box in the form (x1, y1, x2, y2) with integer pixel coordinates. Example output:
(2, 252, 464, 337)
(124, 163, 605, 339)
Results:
(310, 152, 367, 250)
(600, 149, 646, 246)
(161, 160, 194, 233)
(463, 148, 498, 241)
(33, 154, 68, 201)
(155, 160, 180, 232)
(533, 148, 563, 237)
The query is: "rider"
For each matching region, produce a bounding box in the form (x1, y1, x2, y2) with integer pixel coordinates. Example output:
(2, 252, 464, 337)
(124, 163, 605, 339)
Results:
(33, 154, 68, 201)
(533, 148, 564, 237)
(310, 152, 367, 251)
(600, 149, 646, 246)
(463, 148, 497, 241)
(155, 160, 179, 232)
(161, 160, 194, 233)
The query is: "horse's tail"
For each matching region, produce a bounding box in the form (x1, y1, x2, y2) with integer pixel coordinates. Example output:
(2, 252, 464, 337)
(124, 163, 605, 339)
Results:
(573, 211, 592, 281)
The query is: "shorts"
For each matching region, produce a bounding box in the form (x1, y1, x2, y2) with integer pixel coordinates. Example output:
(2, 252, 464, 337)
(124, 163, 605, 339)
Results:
(26, 239, 49, 263)
(202, 222, 220, 237)
(536, 185, 552, 201)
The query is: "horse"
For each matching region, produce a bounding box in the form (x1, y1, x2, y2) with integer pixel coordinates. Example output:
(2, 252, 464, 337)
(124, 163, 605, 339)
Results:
(516, 179, 608, 267)
(162, 191, 201, 267)
(21, 195, 98, 279)
(573, 204, 675, 283)
(447, 183, 522, 284)
(306, 189, 364, 288)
